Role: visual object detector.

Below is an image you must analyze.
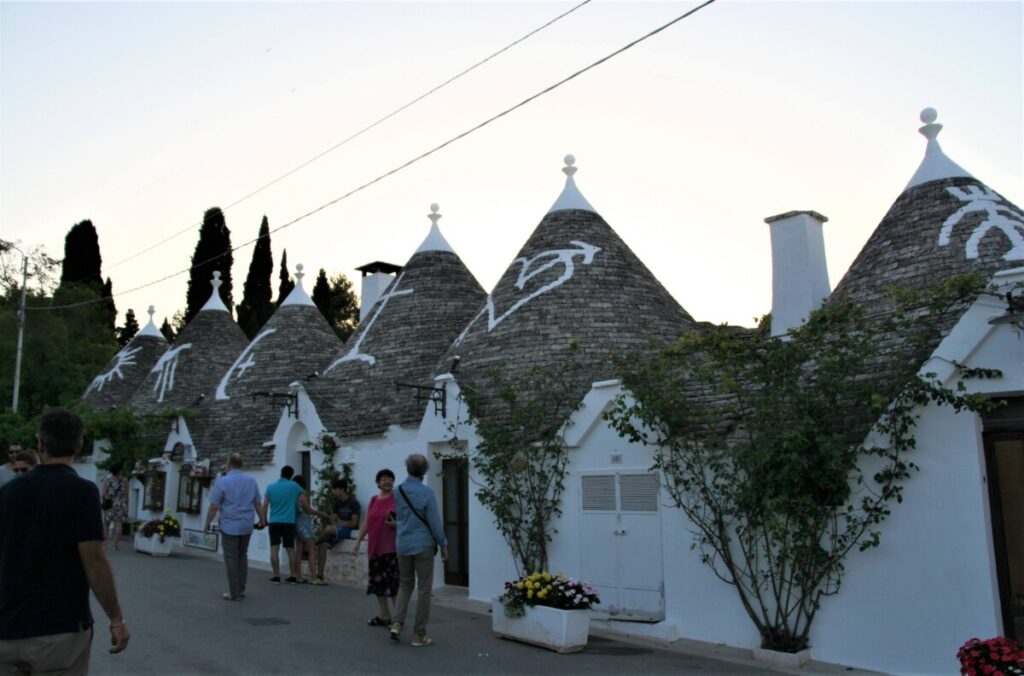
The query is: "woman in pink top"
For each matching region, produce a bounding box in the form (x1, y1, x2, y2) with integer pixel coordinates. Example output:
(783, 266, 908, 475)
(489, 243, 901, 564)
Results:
(353, 468, 398, 627)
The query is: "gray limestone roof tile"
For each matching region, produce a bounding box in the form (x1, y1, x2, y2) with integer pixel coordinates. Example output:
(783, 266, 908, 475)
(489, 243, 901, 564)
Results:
(81, 334, 168, 412)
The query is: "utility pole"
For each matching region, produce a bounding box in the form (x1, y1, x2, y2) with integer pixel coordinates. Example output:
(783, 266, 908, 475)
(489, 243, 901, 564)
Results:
(11, 254, 28, 413)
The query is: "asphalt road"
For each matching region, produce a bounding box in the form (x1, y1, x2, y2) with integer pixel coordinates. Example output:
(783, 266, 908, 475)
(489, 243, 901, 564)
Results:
(87, 546, 775, 675)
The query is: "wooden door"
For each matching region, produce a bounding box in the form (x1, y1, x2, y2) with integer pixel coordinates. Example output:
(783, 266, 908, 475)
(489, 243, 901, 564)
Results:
(442, 458, 469, 586)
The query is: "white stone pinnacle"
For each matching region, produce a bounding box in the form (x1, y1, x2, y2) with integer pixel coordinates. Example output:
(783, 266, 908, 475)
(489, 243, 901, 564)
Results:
(548, 153, 596, 214)
(281, 262, 315, 307)
(200, 270, 229, 312)
(905, 107, 973, 190)
(415, 203, 455, 254)
(138, 304, 165, 338)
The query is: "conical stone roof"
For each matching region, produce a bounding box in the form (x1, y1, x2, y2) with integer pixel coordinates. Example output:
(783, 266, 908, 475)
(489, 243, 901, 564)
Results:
(441, 155, 695, 424)
(310, 205, 486, 439)
(189, 265, 342, 468)
(131, 272, 249, 417)
(81, 307, 168, 411)
(833, 109, 1023, 311)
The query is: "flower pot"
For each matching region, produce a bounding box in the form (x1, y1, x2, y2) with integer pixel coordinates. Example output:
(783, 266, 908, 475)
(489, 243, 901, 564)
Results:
(751, 646, 812, 668)
(134, 532, 178, 557)
(492, 598, 591, 654)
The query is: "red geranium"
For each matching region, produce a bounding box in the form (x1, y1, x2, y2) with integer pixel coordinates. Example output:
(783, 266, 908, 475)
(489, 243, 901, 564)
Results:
(957, 637, 1024, 676)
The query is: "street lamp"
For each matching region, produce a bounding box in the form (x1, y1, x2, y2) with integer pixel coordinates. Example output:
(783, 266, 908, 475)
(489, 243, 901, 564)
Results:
(8, 244, 28, 413)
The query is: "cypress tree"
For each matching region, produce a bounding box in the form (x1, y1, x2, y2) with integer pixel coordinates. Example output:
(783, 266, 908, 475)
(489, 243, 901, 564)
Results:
(311, 268, 331, 313)
(184, 207, 234, 324)
(236, 215, 274, 338)
(160, 317, 176, 342)
(102, 277, 117, 332)
(60, 220, 103, 288)
(117, 309, 140, 346)
(275, 249, 294, 307)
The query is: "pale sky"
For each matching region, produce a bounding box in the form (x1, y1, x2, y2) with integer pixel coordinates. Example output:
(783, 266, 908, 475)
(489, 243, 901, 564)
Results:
(2, 0, 1021, 329)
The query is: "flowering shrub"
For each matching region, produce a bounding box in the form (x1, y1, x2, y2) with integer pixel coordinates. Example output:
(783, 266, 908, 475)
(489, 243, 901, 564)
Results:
(138, 513, 181, 543)
(500, 571, 600, 618)
(957, 636, 1024, 675)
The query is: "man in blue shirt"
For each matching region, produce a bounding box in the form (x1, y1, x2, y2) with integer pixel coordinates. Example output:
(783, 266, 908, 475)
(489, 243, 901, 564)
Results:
(390, 453, 447, 647)
(262, 465, 303, 584)
(205, 453, 264, 600)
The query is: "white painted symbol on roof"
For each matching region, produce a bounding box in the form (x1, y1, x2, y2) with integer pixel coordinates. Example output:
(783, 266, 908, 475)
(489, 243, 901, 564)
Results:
(150, 343, 193, 403)
(85, 345, 143, 395)
(939, 186, 1024, 260)
(452, 240, 601, 346)
(215, 328, 277, 400)
(325, 272, 413, 372)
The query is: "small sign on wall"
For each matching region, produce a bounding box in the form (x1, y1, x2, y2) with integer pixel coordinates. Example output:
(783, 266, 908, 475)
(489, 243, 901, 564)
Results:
(182, 528, 219, 552)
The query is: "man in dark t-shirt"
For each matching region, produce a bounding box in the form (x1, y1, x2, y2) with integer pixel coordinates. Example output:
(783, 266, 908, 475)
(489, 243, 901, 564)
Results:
(314, 479, 361, 583)
(0, 408, 130, 672)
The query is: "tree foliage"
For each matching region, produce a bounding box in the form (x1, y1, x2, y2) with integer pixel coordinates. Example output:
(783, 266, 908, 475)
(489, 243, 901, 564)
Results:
(449, 341, 586, 575)
(237, 215, 274, 338)
(606, 275, 1002, 652)
(60, 220, 103, 288)
(312, 269, 359, 342)
(275, 249, 294, 307)
(159, 317, 176, 342)
(117, 308, 139, 346)
(184, 207, 234, 324)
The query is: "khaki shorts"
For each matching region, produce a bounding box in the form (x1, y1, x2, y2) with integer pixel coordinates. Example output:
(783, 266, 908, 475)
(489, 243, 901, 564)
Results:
(0, 626, 93, 675)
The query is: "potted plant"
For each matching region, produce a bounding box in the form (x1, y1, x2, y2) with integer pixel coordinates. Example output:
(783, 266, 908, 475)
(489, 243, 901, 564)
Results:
(956, 636, 1024, 675)
(492, 571, 600, 653)
(133, 512, 181, 557)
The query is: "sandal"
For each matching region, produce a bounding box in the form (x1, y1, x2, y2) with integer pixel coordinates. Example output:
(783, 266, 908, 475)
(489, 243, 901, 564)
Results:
(367, 616, 391, 627)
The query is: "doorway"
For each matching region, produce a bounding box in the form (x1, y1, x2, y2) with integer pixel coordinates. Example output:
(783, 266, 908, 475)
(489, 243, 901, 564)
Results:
(442, 458, 469, 586)
(984, 397, 1024, 642)
(579, 471, 665, 621)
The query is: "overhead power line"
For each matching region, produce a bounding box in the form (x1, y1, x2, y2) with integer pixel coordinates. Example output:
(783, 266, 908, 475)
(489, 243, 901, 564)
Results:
(32, 0, 718, 312)
(61, 0, 594, 288)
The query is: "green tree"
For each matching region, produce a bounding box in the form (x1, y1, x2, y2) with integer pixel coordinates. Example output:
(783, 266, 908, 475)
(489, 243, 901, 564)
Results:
(450, 341, 586, 575)
(184, 207, 234, 324)
(117, 309, 140, 346)
(312, 269, 359, 341)
(275, 249, 294, 307)
(102, 277, 117, 333)
(60, 220, 103, 288)
(159, 317, 176, 342)
(237, 215, 274, 338)
(606, 276, 1002, 653)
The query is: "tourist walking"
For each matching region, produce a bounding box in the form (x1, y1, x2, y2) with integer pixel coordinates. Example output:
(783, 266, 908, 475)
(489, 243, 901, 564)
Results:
(205, 453, 264, 601)
(102, 463, 130, 550)
(263, 465, 303, 584)
(10, 450, 37, 475)
(290, 475, 330, 584)
(390, 454, 447, 647)
(353, 468, 399, 627)
(0, 408, 130, 673)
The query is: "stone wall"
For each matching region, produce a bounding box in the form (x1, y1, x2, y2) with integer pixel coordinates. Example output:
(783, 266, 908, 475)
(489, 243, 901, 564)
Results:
(315, 537, 368, 588)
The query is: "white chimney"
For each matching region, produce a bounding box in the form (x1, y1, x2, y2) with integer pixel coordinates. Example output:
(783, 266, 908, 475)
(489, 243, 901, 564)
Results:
(765, 210, 831, 337)
(354, 261, 402, 321)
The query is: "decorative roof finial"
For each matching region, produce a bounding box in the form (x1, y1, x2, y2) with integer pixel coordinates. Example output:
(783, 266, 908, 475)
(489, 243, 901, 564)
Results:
(548, 153, 596, 214)
(562, 154, 578, 178)
(919, 107, 941, 141)
(904, 107, 973, 190)
(414, 203, 455, 254)
(200, 270, 229, 312)
(138, 304, 165, 338)
(295, 263, 305, 284)
(211, 270, 222, 290)
(280, 263, 315, 307)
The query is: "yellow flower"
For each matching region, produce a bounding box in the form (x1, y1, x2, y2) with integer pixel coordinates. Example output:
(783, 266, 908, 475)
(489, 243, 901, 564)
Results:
(516, 582, 524, 590)
(542, 572, 551, 582)
(527, 589, 534, 599)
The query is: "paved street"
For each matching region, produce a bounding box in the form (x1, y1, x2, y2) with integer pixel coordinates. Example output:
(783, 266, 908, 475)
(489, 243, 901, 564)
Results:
(88, 547, 776, 675)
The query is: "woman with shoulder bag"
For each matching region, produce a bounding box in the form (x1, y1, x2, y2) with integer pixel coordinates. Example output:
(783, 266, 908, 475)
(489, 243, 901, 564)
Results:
(102, 464, 129, 550)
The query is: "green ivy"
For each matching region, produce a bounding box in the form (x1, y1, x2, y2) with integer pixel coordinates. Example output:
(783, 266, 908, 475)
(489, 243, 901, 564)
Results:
(606, 274, 1004, 653)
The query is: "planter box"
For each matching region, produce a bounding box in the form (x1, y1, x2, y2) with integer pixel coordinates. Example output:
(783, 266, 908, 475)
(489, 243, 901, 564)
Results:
(134, 533, 178, 557)
(492, 599, 590, 654)
(752, 646, 812, 668)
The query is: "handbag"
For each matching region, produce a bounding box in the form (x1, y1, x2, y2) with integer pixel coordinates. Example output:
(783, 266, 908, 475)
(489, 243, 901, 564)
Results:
(102, 497, 113, 510)
(398, 485, 439, 556)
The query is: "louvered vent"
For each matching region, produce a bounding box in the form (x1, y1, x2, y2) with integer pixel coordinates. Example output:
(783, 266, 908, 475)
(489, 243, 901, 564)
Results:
(581, 475, 617, 511)
(620, 473, 659, 512)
